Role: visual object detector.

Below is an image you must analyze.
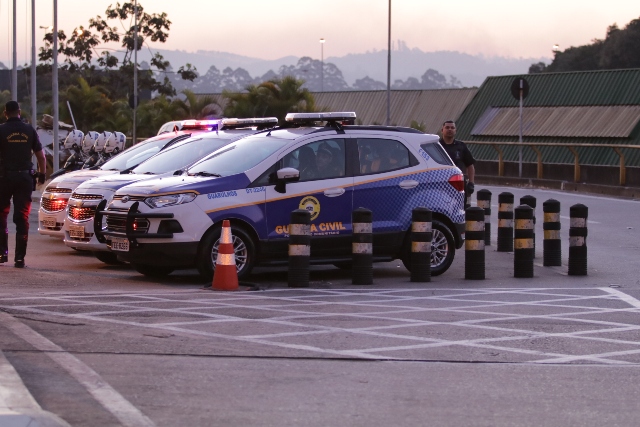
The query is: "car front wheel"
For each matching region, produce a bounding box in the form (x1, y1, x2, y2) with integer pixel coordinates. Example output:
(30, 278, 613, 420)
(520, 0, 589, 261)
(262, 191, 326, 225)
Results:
(402, 220, 456, 276)
(196, 224, 256, 282)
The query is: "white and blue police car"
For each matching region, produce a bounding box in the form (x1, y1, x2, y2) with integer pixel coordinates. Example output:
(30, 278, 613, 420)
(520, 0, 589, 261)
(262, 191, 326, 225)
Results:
(64, 117, 278, 264)
(38, 120, 220, 239)
(96, 112, 466, 279)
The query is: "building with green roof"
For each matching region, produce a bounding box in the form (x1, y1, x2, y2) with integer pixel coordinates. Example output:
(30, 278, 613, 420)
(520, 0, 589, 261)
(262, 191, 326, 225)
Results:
(455, 69, 640, 187)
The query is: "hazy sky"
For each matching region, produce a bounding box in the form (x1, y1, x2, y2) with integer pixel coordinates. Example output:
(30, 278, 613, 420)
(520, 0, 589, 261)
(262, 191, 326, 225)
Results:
(1, 0, 639, 65)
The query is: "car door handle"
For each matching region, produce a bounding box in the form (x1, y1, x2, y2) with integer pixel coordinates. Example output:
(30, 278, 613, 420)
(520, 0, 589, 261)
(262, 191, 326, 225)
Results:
(324, 188, 345, 197)
(399, 180, 419, 190)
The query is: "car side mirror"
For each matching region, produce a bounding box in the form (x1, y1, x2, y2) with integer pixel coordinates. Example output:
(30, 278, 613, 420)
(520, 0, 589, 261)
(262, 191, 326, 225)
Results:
(274, 167, 300, 194)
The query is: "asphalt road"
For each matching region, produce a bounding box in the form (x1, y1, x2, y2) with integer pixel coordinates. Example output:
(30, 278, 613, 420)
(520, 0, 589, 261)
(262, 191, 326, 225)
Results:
(1, 185, 639, 426)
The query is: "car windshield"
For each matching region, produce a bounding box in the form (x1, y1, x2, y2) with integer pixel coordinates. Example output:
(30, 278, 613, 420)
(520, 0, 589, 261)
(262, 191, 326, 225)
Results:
(132, 135, 238, 175)
(98, 135, 183, 171)
(188, 135, 290, 177)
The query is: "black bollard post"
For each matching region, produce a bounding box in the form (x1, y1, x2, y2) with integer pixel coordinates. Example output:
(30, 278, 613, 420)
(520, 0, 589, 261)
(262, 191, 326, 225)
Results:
(465, 207, 485, 280)
(288, 209, 311, 288)
(568, 204, 588, 276)
(476, 189, 492, 246)
(497, 192, 514, 252)
(410, 207, 432, 282)
(520, 195, 537, 257)
(543, 199, 562, 266)
(352, 208, 373, 285)
(514, 205, 535, 278)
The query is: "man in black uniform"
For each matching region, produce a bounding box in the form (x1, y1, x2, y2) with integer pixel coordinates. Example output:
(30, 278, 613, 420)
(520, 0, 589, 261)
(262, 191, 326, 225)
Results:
(438, 120, 475, 209)
(0, 101, 46, 267)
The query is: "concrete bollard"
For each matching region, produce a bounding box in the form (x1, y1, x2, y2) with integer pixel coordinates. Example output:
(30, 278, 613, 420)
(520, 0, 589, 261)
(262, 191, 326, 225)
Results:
(520, 195, 537, 256)
(497, 192, 514, 252)
(514, 205, 535, 278)
(568, 204, 588, 276)
(543, 199, 562, 266)
(465, 207, 485, 280)
(288, 209, 311, 288)
(476, 189, 492, 245)
(410, 207, 432, 282)
(352, 208, 373, 285)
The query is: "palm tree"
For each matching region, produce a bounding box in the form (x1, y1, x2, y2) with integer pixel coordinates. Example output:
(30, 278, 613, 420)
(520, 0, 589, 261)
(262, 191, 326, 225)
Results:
(61, 77, 112, 132)
(172, 89, 221, 119)
(223, 76, 317, 122)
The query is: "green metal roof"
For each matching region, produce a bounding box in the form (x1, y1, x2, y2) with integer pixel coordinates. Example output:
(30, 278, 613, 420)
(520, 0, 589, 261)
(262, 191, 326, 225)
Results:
(456, 69, 640, 166)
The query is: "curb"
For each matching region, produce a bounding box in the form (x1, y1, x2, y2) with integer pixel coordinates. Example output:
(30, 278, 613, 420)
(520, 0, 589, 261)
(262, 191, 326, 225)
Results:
(0, 351, 71, 427)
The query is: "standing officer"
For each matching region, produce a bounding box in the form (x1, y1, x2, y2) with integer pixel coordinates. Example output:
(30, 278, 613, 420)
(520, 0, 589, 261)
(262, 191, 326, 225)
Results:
(0, 101, 46, 268)
(439, 120, 476, 208)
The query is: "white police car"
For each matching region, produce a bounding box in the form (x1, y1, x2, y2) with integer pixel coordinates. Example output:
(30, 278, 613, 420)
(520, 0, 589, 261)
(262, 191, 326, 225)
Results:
(97, 112, 466, 279)
(64, 118, 277, 263)
(37, 121, 218, 238)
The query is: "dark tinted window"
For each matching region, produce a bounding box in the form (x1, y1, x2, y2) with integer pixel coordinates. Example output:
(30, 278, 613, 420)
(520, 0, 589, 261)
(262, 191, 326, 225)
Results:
(421, 141, 452, 165)
(282, 139, 346, 181)
(357, 138, 410, 175)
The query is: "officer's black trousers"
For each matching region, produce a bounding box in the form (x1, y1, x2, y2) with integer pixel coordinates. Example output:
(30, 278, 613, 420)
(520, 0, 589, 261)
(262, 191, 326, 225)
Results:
(0, 172, 33, 235)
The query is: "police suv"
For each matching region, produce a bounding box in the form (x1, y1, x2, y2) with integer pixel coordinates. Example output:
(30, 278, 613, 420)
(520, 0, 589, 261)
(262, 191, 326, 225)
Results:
(64, 118, 277, 264)
(38, 121, 218, 238)
(96, 112, 466, 279)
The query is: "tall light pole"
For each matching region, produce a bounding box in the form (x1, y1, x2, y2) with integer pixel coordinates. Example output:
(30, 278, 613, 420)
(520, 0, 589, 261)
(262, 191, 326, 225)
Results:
(52, 0, 59, 171)
(319, 38, 325, 92)
(31, 0, 36, 128)
(386, 0, 391, 125)
(133, 0, 138, 145)
(12, 0, 17, 99)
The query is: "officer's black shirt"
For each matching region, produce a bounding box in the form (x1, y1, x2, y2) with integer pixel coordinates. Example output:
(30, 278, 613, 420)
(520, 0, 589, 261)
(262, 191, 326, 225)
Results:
(438, 137, 475, 173)
(0, 117, 42, 172)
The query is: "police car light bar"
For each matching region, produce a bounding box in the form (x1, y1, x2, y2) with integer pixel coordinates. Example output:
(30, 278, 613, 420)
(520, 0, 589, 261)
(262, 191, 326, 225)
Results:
(285, 112, 356, 123)
(221, 117, 278, 129)
(181, 119, 221, 130)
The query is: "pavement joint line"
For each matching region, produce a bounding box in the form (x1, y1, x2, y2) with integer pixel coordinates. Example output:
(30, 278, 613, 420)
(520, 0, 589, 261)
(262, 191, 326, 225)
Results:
(0, 311, 156, 427)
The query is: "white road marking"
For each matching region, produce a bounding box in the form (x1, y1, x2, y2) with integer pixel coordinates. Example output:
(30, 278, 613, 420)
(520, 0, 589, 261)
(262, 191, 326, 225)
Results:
(0, 311, 156, 427)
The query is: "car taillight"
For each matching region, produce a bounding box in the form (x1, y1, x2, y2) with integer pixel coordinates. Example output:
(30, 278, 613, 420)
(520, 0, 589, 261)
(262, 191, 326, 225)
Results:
(448, 173, 465, 192)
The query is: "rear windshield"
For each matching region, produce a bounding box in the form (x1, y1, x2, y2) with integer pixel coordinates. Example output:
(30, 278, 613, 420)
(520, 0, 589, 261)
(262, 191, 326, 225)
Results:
(420, 141, 452, 165)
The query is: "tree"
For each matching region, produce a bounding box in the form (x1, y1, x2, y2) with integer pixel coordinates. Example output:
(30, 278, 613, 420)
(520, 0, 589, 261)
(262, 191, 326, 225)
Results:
(61, 77, 113, 131)
(172, 90, 221, 119)
(223, 76, 317, 122)
(39, 2, 197, 100)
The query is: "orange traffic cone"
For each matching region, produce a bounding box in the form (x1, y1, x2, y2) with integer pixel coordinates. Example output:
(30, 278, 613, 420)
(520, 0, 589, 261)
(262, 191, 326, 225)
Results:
(212, 220, 239, 291)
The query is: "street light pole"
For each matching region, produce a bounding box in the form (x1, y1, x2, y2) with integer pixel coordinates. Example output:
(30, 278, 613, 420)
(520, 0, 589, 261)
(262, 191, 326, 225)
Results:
(12, 0, 17, 99)
(31, 0, 36, 128)
(133, 0, 138, 145)
(386, 0, 391, 125)
(319, 38, 325, 92)
(52, 0, 59, 172)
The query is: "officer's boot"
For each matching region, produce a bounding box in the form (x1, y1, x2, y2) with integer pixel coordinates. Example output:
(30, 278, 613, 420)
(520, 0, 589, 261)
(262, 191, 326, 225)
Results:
(0, 232, 8, 263)
(14, 234, 28, 268)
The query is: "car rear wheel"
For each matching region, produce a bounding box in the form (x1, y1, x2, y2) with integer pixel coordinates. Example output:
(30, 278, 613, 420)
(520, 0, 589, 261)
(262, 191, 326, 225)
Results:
(93, 251, 123, 265)
(133, 263, 174, 277)
(196, 224, 256, 282)
(402, 220, 455, 276)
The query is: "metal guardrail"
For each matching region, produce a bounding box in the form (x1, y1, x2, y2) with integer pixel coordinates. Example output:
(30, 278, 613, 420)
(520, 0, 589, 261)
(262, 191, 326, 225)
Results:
(464, 141, 640, 186)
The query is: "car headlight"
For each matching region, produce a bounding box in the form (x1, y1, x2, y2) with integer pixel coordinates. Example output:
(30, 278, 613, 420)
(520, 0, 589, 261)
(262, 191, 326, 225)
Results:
(144, 193, 197, 209)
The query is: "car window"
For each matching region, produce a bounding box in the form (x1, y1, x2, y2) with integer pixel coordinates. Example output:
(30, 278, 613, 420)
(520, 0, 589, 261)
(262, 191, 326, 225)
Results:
(421, 141, 452, 165)
(188, 135, 290, 177)
(357, 138, 409, 175)
(132, 136, 233, 175)
(282, 139, 346, 181)
(98, 137, 177, 171)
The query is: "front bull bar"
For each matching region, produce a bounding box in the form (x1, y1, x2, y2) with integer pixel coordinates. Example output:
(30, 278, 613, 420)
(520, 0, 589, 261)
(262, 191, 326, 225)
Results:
(94, 200, 175, 245)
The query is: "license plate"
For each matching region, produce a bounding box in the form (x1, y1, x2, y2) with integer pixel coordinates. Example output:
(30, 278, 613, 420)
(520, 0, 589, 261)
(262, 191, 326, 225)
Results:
(68, 225, 85, 239)
(42, 217, 56, 228)
(111, 237, 129, 252)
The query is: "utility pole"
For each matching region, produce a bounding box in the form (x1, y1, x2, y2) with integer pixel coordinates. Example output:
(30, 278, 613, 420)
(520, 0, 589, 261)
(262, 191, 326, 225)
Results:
(11, 0, 17, 99)
(132, 0, 138, 146)
(53, 0, 59, 171)
(31, 0, 36, 128)
(386, 0, 391, 126)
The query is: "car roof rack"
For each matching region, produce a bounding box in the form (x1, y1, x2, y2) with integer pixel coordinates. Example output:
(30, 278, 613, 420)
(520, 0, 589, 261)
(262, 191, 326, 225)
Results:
(284, 112, 356, 133)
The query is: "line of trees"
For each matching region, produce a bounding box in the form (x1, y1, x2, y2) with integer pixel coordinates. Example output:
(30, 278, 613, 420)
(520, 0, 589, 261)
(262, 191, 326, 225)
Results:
(529, 16, 640, 74)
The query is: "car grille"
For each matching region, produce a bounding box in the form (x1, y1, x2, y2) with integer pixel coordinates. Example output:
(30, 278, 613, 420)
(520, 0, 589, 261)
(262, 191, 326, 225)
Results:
(68, 205, 97, 221)
(105, 208, 150, 234)
(71, 192, 103, 200)
(41, 198, 68, 212)
(112, 195, 146, 201)
(44, 186, 72, 193)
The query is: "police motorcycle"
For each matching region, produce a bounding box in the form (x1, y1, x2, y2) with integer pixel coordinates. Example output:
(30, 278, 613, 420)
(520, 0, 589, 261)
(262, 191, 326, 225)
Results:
(48, 130, 88, 180)
(78, 131, 102, 169)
